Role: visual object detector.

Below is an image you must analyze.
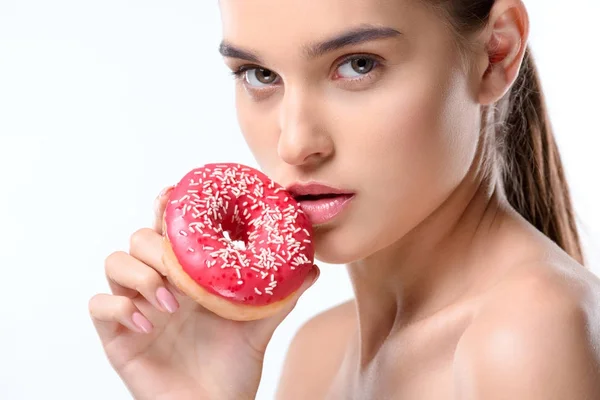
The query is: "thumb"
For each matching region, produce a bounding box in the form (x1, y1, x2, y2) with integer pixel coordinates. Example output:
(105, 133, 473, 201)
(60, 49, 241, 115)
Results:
(272, 264, 321, 318)
(252, 264, 320, 339)
(295, 263, 321, 297)
(279, 264, 320, 314)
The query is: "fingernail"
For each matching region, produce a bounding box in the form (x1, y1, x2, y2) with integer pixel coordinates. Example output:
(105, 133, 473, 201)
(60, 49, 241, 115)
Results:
(132, 312, 153, 333)
(156, 287, 179, 313)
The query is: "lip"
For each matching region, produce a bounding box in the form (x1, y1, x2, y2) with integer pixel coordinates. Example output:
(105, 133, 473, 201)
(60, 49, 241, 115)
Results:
(286, 182, 352, 197)
(286, 182, 355, 225)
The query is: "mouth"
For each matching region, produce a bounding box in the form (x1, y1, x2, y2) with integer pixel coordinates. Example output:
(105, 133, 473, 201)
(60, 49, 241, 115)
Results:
(286, 182, 353, 198)
(286, 182, 355, 225)
(293, 193, 347, 202)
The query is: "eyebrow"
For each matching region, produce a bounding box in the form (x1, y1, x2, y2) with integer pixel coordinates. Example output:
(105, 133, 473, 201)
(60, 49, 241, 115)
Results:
(218, 25, 401, 64)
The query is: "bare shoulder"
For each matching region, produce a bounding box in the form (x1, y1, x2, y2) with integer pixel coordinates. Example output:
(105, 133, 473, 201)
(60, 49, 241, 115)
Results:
(453, 259, 600, 399)
(275, 300, 356, 400)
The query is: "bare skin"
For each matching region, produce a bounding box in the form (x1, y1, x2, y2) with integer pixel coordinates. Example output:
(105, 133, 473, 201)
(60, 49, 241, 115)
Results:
(278, 206, 600, 399)
(218, 0, 600, 398)
(90, 0, 600, 398)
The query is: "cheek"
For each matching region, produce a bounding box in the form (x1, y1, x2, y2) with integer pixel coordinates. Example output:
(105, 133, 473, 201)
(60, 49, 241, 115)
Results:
(333, 67, 479, 208)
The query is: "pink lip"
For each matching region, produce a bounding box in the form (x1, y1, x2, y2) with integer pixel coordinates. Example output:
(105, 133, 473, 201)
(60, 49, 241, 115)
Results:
(286, 182, 355, 225)
(286, 182, 351, 197)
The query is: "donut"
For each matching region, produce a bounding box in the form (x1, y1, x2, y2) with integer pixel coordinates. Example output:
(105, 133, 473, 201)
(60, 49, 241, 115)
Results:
(161, 163, 315, 321)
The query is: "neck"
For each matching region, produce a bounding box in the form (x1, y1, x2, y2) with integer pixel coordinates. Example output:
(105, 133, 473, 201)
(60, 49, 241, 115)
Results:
(346, 160, 511, 366)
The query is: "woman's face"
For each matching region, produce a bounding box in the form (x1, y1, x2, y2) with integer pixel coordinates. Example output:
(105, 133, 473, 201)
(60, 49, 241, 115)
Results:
(219, 0, 483, 264)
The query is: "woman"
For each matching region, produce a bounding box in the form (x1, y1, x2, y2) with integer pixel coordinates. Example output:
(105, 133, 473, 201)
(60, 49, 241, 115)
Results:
(89, 0, 600, 398)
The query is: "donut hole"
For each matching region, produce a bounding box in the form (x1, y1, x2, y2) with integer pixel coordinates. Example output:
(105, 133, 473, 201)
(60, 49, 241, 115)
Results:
(222, 228, 248, 251)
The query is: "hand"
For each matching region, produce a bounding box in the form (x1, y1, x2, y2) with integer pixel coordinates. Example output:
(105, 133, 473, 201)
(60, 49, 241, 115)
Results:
(89, 187, 320, 400)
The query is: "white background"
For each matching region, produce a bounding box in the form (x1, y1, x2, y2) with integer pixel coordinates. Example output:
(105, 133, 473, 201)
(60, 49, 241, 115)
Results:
(0, 1, 598, 399)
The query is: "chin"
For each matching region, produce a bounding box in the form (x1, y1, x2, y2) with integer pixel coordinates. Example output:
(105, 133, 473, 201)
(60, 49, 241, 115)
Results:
(312, 211, 411, 265)
(312, 224, 378, 265)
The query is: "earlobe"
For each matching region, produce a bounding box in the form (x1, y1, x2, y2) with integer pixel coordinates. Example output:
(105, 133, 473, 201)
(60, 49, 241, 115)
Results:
(478, 0, 529, 105)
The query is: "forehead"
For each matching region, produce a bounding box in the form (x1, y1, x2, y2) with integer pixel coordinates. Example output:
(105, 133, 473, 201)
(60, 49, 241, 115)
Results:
(218, 0, 433, 51)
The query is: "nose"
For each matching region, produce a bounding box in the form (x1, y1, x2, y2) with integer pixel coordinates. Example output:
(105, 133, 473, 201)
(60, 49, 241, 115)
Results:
(277, 86, 333, 166)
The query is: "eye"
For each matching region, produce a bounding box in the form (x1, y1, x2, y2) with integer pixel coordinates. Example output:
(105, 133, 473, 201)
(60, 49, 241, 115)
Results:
(244, 68, 279, 87)
(336, 56, 377, 79)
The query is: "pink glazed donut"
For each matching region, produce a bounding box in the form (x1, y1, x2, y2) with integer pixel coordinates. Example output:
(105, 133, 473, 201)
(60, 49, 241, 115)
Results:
(162, 163, 315, 321)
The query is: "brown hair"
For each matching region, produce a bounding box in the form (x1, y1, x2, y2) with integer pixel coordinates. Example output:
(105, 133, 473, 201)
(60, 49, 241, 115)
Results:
(425, 0, 585, 264)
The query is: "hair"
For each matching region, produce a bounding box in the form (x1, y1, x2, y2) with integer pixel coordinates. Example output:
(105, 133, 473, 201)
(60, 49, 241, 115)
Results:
(424, 0, 585, 265)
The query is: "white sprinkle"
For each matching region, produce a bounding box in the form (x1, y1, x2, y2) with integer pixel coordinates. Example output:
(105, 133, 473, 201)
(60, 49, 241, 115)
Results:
(254, 287, 262, 295)
(188, 247, 195, 252)
(179, 230, 188, 237)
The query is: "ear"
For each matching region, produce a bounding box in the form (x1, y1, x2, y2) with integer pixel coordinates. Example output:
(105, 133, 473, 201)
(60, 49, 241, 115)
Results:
(477, 0, 530, 105)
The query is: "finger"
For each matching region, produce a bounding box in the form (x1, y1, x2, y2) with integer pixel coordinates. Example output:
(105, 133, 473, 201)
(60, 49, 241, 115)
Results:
(153, 185, 174, 234)
(253, 264, 321, 340)
(128, 227, 185, 299)
(105, 251, 179, 314)
(129, 227, 167, 276)
(280, 264, 320, 312)
(89, 293, 154, 338)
